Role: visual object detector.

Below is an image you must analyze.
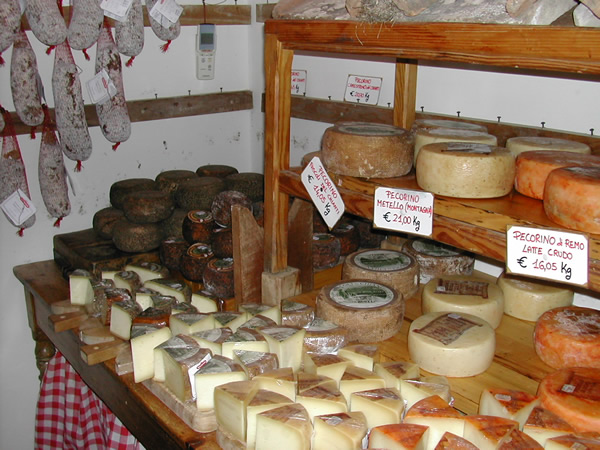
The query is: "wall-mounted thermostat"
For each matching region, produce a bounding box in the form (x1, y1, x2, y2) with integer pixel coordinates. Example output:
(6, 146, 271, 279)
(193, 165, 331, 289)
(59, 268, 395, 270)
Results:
(196, 24, 216, 80)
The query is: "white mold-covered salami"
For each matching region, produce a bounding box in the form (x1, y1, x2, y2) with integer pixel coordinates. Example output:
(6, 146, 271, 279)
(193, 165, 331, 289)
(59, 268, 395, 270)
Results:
(52, 42, 92, 163)
(145, 0, 181, 44)
(0, 108, 4, 133)
(67, 0, 104, 51)
(95, 22, 131, 145)
(10, 30, 44, 127)
(0, 0, 21, 61)
(115, 0, 144, 60)
(25, 0, 67, 46)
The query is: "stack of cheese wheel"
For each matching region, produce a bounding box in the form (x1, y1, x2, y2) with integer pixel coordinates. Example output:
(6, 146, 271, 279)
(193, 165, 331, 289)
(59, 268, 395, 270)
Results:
(411, 118, 488, 135)
(316, 279, 404, 343)
(497, 272, 573, 322)
(544, 166, 600, 234)
(413, 127, 497, 163)
(515, 150, 600, 200)
(416, 142, 515, 198)
(421, 275, 505, 329)
(506, 136, 591, 158)
(321, 121, 413, 178)
(534, 305, 600, 369)
(402, 238, 474, 284)
(342, 248, 419, 300)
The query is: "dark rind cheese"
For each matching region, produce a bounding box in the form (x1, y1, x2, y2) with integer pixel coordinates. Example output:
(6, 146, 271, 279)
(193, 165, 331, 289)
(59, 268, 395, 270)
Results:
(112, 219, 163, 253)
(122, 190, 175, 224)
(180, 243, 214, 282)
(132, 306, 171, 327)
(212, 227, 233, 258)
(313, 208, 328, 233)
(155, 169, 197, 198)
(182, 210, 215, 245)
(403, 238, 474, 284)
(224, 172, 264, 202)
(100, 287, 133, 325)
(159, 208, 187, 241)
(301, 151, 322, 169)
(159, 237, 188, 271)
(109, 178, 158, 210)
(92, 207, 125, 239)
(312, 233, 341, 269)
(252, 201, 265, 227)
(114, 270, 143, 293)
(196, 164, 239, 178)
(350, 217, 385, 249)
(203, 258, 235, 299)
(211, 190, 253, 228)
(331, 222, 360, 256)
(174, 176, 225, 210)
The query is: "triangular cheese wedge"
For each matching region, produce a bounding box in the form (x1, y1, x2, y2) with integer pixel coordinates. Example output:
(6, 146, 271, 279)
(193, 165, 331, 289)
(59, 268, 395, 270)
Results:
(463, 415, 519, 450)
(255, 404, 313, 449)
(350, 387, 404, 428)
(404, 395, 465, 449)
(313, 411, 368, 450)
(479, 387, 540, 428)
(369, 423, 429, 450)
(523, 406, 574, 446)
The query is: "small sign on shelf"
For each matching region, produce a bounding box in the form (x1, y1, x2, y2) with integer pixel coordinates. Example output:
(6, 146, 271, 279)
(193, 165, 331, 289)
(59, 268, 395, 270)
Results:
(373, 186, 433, 237)
(301, 156, 345, 230)
(291, 70, 307, 96)
(344, 75, 382, 106)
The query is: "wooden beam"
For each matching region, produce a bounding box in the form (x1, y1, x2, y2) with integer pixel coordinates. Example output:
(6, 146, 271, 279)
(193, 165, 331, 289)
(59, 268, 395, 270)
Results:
(256, 4, 276, 23)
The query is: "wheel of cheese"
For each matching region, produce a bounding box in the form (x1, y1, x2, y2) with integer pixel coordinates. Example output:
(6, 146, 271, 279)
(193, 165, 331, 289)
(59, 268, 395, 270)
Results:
(414, 127, 497, 163)
(159, 208, 187, 241)
(121, 190, 175, 224)
(331, 222, 360, 256)
(543, 166, 600, 234)
(497, 272, 573, 322)
(203, 257, 235, 298)
(252, 201, 264, 227)
(316, 279, 404, 343)
(159, 237, 188, 271)
(92, 207, 125, 240)
(411, 118, 488, 134)
(174, 176, 225, 210)
(196, 164, 238, 178)
(109, 178, 158, 210)
(225, 172, 264, 202)
(312, 233, 341, 269)
(537, 367, 600, 432)
(416, 142, 515, 198)
(421, 275, 504, 329)
(321, 121, 413, 178)
(180, 243, 214, 282)
(112, 219, 163, 253)
(350, 217, 385, 249)
(155, 169, 197, 198)
(506, 136, 591, 158)
(515, 151, 600, 200)
(402, 238, 474, 284)
(534, 306, 600, 370)
(211, 190, 253, 228)
(313, 208, 329, 233)
(182, 210, 215, 245)
(301, 150, 322, 168)
(211, 227, 233, 258)
(342, 249, 419, 300)
(408, 311, 495, 377)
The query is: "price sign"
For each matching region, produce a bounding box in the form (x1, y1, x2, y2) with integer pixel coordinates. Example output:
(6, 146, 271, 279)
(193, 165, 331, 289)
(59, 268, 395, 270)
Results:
(291, 70, 307, 96)
(344, 75, 382, 106)
(373, 187, 433, 236)
(506, 225, 589, 286)
(1, 189, 36, 226)
(301, 156, 345, 229)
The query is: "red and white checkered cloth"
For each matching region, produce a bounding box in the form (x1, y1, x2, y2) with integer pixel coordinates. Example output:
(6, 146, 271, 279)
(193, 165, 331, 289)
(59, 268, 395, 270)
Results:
(35, 351, 143, 450)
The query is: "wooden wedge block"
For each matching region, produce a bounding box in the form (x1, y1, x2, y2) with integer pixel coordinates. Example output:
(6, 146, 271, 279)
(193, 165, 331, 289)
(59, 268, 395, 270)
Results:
(49, 311, 88, 333)
(80, 340, 127, 365)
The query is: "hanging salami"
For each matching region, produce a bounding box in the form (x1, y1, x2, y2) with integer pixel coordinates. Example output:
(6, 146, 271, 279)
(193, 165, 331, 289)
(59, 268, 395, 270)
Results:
(67, 0, 104, 51)
(11, 30, 45, 127)
(0, 0, 21, 65)
(0, 109, 36, 233)
(25, 0, 68, 47)
(95, 21, 131, 147)
(52, 41, 93, 166)
(115, 0, 145, 65)
(145, 0, 181, 50)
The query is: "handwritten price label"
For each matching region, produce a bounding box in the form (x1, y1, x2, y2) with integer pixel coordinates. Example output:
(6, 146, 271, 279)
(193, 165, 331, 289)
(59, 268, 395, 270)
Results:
(344, 75, 382, 106)
(506, 225, 589, 286)
(301, 156, 345, 229)
(373, 187, 434, 236)
(291, 70, 307, 96)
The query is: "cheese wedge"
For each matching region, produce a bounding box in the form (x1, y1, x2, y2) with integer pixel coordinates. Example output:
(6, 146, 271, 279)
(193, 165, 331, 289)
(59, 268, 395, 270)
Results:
(296, 384, 348, 422)
(522, 406, 574, 446)
(233, 350, 279, 378)
(169, 312, 214, 336)
(131, 324, 172, 383)
(69, 269, 96, 305)
(221, 328, 270, 360)
(338, 344, 379, 371)
(368, 423, 430, 449)
(190, 291, 220, 313)
(143, 278, 192, 303)
(254, 403, 313, 450)
(109, 300, 142, 340)
(189, 327, 232, 356)
(240, 303, 282, 325)
(478, 387, 540, 429)
(404, 395, 465, 449)
(124, 262, 170, 283)
(506, 136, 591, 158)
(239, 315, 278, 331)
(374, 360, 420, 391)
(302, 353, 352, 387)
(339, 366, 385, 406)
(498, 428, 543, 449)
(113, 270, 142, 293)
(303, 318, 349, 355)
(349, 387, 404, 428)
(312, 411, 368, 450)
(544, 433, 600, 449)
(400, 376, 452, 411)
(258, 326, 306, 372)
(195, 355, 247, 410)
(281, 299, 315, 328)
(170, 301, 199, 315)
(214, 379, 260, 442)
(253, 367, 296, 401)
(297, 373, 338, 394)
(462, 415, 519, 450)
(212, 311, 250, 333)
(134, 287, 160, 310)
(246, 389, 295, 450)
(434, 432, 478, 449)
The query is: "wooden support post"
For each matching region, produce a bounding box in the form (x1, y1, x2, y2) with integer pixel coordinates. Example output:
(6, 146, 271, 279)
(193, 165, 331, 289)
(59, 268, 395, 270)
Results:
(288, 198, 314, 293)
(394, 60, 418, 129)
(232, 205, 264, 306)
(261, 268, 302, 307)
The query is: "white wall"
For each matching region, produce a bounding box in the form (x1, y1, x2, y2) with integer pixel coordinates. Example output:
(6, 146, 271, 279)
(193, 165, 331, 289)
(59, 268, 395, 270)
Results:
(2, 6, 600, 448)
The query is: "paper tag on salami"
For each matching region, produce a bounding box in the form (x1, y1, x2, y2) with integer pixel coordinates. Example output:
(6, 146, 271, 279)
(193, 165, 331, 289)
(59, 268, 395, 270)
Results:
(1, 189, 36, 226)
(101, 0, 132, 21)
(150, 0, 183, 26)
(301, 156, 345, 229)
(86, 69, 117, 105)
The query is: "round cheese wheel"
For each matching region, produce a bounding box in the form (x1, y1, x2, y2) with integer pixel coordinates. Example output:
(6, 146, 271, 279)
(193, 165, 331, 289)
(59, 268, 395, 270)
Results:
(109, 178, 158, 210)
(313, 208, 328, 233)
(182, 210, 215, 245)
(506, 136, 591, 158)
(537, 367, 600, 432)
(155, 169, 197, 198)
(402, 238, 474, 284)
(350, 217, 385, 249)
(203, 257, 235, 298)
(543, 166, 600, 234)
(121, 190, 175, 224)
(301, 151, 322, 169)
(411, 118, 488, 134)
(159, 237, 188, 271)
(225, 172, 264, 202)
(316, 279, 404, 343)
(534, 306, 600, 370)
(421, 275, 504, 329)
(497, 272, 573, 322)
(112, 219, 163, 253)
(331, 222, 360, 256)
(414, 127, 497, 163)
(174, 176, 225, 210)
(211, 190, 253, 228)
(416, 142, 515, 198)
(515, 151, 600, 200)
(196, 164, 238, 178)
(159, 208, 186, 240)
(312, 233, 341, 269)
(408, 311, 495, 377)
(321, 121, 413, 178)
(212, 227, 233, 258)
(252, 201, 264, 227)
(93, 207, 125, 239)
(342, 249, 419, 300)
(180, 243, 214, 282)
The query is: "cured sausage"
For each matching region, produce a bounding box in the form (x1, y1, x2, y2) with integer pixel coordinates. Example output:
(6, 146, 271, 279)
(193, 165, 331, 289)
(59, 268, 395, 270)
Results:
(115, 0, 144, 65)
(146, 0, 181, 48)
(25, 0, 67, 47)
(52, 41, 93, 164)
(67, 0, 104, 51)
(10, 30, 44, 127)
(0, 0, 21, 65)
(95, 21, 131, 146)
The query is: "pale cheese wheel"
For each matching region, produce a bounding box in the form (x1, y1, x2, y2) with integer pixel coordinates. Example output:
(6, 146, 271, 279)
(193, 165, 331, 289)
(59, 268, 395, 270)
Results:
(497, 272, 573, 322)
(514, 150, 600, 200)
(534, 306, 600, 370)
(408, 311, 495, 377)
(421, 275, 505, 329)
(412, 118, 488, 134)
(321, 121, 413, 178)
(402, 238, 474, 284)
(506, 136, 591, 158)
(316, 280, 404, 343)
(414, 127, 497, 163)
(416, 142, 515, 199)
(342, 249, 419, 300)
(543, 166, 600, 234)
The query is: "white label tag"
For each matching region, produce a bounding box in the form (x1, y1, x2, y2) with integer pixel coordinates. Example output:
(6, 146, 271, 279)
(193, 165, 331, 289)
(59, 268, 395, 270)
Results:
(301, 156, 345, 229)
(149, 0, 183, 26)
(373, 186, 433, 236)
(291, 69, 307, 96)
(86, 69, 117, 105)
(188, 353, 212, 400)
(506, 225, 589, 286)
(344, 75, 382, 105)
(1, 189, 36, 226)
(100, 0, 132, 21)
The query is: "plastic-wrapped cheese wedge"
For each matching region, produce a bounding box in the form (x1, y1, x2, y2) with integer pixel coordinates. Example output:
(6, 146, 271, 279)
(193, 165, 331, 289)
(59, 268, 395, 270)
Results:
(302, 353, 352, 387)
(522, 406, 574, 447)
(462, 415, 519, 450)
(190, 291, 220, 313)
(416, 142, 515, 199)
(253, 368, 296, 401)
(195, 355, 247, 410)
(240, 302, 281, 325)
(312, 411, 368, 450)
(400, 376, 452, 411)
(258, 326, 306, 372)
(404, 395, 465, 449)
(232, 350, 279, 379)
(506, 136, 591, 158)
(109, 300, 142, 340)
(254, 403, 313, 450)
(189, 327, 232, 356)
(212, 311, 249, 333)
(239, 314, 277, 331)
(349, 387, 404, 429)
(169, 312, 214, 336)
(113, 270, 142, 293)
(69, 269, 96, 305)
(339, 366, 385, 406)
(245, 389, 295, 450)
(221, 328, 269, 360)
(281, 299, 314, 328)
(296, 383, 348, 422)
(414, 127, 497, 163)
(544, 433, 600, 449)
(497, 428, 543, 449)
(124, 262, 170, 283)
(131, 323, 172, 383)
(338, 344, 379, 371)
(214, 379, 259, 443)
(297, 373, 338, 394)
(374, 360, 420, 391)
(303, 318, 349, 355)
(434, 432, 478, 449)
(368, 423, 430, 450)
(143, 278, 191, 303)
(478, 387, 540, 429)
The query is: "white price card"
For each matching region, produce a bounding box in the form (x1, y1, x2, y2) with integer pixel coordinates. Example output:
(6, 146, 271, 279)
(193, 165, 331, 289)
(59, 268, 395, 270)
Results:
(86, 69, 117, 105)
(301, 156, 345, 229)
(373, 186, 434, 236)
(149, 0, 183, 26)
(100, 0, 132, 21)
(506, 225, 589, 286)
(1, 189, 36, 226)
(291, 70, 307, 96)
(344, 75, 382, 106)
